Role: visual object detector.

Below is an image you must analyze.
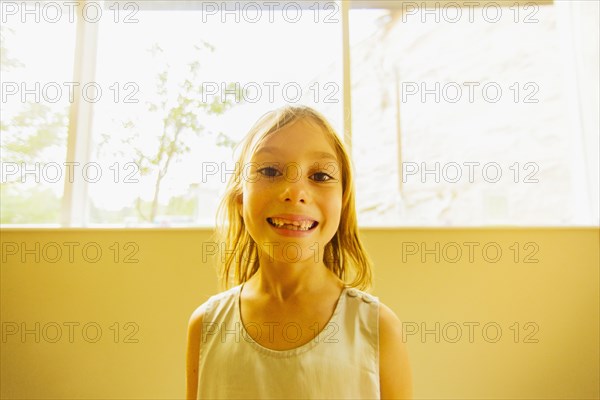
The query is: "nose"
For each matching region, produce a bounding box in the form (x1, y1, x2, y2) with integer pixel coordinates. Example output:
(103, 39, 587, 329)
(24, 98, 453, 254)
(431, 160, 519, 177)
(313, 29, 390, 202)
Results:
(280, 177, 309, 204)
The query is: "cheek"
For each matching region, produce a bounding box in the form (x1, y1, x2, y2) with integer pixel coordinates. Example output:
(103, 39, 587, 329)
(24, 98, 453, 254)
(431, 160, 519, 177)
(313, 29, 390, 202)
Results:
(243, 183, 269, 220)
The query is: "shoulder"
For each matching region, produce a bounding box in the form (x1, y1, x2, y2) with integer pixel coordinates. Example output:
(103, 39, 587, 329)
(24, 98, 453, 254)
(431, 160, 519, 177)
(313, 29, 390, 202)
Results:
(188, 285, 241, 330)
(188, 285, 240, 328)
(378, 302, 406, 366)
(378, 301, 413, 399)
(188, 301, 208, 332)
(378, 302, 402, 334)
(187, 300, 211, 356)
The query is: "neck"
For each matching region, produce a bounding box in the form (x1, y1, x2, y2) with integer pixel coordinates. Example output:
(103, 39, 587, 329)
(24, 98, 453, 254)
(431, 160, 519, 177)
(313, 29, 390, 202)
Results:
(247, 250, 339, 303)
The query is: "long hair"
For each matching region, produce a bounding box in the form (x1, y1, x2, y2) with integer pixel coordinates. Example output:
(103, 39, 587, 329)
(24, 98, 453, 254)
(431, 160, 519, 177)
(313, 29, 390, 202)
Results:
(213, 105, 373, 291)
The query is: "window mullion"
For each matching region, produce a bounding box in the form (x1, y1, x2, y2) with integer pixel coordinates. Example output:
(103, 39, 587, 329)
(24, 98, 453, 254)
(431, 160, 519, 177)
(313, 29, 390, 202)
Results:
(61, 0, 100, 227)
(342, 0, 352, 153)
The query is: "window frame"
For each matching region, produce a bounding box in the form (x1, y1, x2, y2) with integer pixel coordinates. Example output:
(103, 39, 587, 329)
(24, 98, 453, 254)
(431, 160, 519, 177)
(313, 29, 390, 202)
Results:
(40, 0, 597, 227)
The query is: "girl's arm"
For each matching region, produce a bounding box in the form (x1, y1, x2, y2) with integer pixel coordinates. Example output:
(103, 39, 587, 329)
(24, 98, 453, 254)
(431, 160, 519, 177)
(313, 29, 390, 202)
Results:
(379, 303, 413, 399)
(186, 305, 206, 400)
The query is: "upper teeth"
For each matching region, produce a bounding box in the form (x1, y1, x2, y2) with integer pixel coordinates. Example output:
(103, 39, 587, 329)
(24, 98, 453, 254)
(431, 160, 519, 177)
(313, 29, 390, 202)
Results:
(269, 218, 315, 230)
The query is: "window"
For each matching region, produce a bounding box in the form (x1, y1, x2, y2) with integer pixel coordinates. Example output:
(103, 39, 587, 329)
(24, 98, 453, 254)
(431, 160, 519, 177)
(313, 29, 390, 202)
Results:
(348, 0, 599, 226)
(1, 10, 76, 225)
(1, 0, 597, 227)
(87, 2, 342, 226)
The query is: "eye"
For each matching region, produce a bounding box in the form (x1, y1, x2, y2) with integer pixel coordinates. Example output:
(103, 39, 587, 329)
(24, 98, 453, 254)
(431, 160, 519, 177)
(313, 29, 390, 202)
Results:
(311, 172, 334, 182)
(257, 167, 281, 178)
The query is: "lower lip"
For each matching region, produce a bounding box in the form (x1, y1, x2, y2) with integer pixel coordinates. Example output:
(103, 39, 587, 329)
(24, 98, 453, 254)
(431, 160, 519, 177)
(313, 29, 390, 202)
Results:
(267, 221, 318, 237)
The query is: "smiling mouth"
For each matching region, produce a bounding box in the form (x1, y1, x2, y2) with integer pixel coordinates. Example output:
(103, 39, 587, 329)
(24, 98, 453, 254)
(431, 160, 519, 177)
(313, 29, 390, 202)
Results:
(266, 217, 318, 231)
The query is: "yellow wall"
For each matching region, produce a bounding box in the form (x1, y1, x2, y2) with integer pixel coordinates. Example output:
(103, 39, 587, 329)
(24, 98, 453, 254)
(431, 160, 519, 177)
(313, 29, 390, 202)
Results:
(1, 228, 598, 399)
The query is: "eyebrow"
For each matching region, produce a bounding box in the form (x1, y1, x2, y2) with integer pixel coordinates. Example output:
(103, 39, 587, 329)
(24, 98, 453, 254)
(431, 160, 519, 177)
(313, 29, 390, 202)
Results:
(254, 147, 338, 162)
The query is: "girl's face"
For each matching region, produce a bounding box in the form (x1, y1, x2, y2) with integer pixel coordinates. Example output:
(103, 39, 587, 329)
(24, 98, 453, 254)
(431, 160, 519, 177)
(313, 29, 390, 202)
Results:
(240, 118, 343, 264)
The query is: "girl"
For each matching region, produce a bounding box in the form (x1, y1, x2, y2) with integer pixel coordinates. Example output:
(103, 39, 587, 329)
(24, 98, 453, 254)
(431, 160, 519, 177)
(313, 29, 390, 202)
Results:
(186, 105, 412, 399)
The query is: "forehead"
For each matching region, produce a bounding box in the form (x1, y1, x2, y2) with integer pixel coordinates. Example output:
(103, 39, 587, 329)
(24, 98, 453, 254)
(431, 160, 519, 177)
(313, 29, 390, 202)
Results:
(252, 118, 338, 161)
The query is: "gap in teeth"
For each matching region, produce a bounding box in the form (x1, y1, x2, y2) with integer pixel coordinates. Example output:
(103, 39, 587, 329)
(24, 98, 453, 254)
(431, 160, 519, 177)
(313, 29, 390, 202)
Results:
(269, 218, 315, 230)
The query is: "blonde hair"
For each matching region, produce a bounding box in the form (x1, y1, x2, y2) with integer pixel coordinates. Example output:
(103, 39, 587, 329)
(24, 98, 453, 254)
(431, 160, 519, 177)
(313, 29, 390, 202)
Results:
(213, 105, 373, 291)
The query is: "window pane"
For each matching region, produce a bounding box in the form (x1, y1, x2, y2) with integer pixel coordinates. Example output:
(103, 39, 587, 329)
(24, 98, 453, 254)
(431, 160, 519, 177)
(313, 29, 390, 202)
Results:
(350, 2, 599, 226)
(89, 1, 342, 226)
(0, 5, 76, 225)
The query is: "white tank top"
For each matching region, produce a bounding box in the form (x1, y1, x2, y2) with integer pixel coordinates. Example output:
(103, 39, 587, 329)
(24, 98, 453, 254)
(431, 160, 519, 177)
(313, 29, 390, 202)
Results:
(196, 283, 381, 399)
